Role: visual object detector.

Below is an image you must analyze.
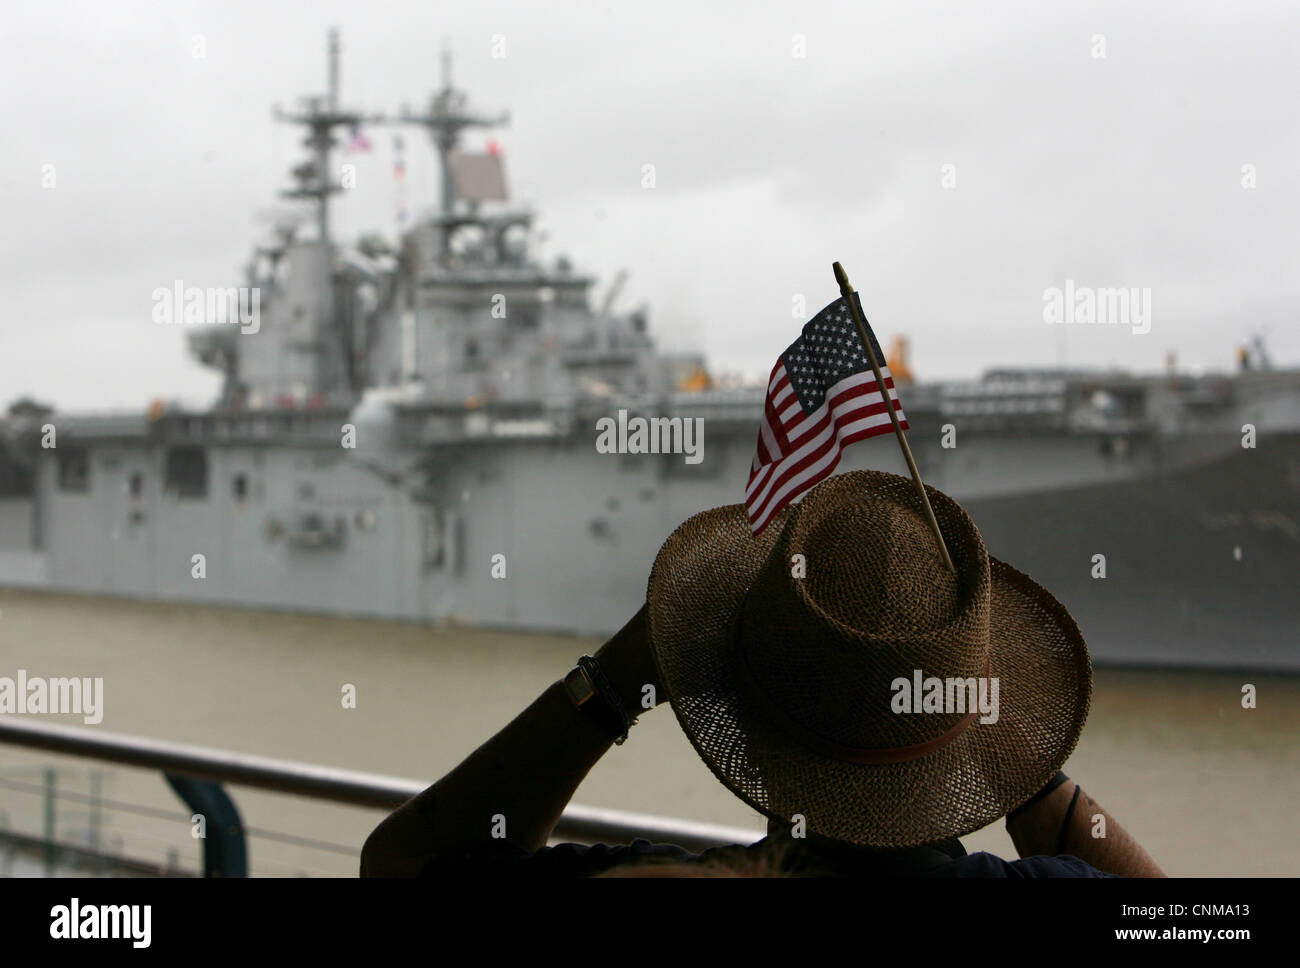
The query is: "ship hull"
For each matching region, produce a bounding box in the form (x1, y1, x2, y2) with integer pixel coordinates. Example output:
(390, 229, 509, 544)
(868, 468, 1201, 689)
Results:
(3, 420, 1296, 672)
(965, 435, 1300, 671)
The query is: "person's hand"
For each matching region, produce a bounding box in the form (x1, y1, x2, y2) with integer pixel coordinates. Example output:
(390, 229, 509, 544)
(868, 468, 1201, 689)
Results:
(592, 604, 662, 716)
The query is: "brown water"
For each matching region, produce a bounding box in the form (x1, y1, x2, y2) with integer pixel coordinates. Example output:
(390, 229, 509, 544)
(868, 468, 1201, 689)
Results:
(0, 589, 1296, 876)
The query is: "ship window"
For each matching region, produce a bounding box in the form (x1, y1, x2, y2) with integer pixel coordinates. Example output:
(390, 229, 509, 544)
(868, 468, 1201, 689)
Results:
(165, 445, 208, 499)
(58, 448, 90, 493)
(232, 473, 248, 501)
(129, 472, 144, 499)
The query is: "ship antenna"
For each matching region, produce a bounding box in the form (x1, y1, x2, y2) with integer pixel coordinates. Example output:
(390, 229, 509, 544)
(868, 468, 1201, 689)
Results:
(329, 27, 340, 113)
(398, 46, 509, 222)
(272, 28, 380, 244)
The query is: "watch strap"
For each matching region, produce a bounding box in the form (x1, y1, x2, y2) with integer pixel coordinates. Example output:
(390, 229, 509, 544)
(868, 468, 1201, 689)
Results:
(566, 656, 636, 744)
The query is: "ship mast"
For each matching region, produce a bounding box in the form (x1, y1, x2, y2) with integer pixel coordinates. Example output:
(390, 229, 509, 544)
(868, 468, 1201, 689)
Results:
(272, 28, 379, 244)
(399, 45, 509, 230)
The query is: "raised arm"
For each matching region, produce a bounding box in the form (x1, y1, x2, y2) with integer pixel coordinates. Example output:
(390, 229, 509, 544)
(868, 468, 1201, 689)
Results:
(1005, 775, 1166, 877)
(360, 606, 658, 877)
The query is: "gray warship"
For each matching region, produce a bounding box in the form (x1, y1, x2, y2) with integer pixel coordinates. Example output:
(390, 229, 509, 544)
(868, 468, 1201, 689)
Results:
(1, 34, 1297, 671)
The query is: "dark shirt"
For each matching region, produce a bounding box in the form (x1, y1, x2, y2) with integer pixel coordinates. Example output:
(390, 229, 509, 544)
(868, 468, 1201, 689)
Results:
(419, 835, 1115, 878)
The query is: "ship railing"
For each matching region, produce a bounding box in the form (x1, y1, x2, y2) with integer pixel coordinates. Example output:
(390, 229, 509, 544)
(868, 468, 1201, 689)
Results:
(0, 717, 763, 877)
(1064, 412, 1150, 434)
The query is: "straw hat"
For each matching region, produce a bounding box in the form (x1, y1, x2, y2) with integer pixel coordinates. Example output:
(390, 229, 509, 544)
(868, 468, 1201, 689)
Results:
(646, 470, 1092, 848)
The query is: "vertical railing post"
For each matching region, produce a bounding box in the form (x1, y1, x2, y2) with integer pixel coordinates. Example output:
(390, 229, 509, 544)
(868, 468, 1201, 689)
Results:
(88, 770, 103, 870)
(42, 767, 56, 876)
(163, 774, 248, 877)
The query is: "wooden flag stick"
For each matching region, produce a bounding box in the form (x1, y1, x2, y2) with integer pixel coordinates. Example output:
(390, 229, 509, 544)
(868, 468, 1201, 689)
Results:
(832, 261, 955, 573)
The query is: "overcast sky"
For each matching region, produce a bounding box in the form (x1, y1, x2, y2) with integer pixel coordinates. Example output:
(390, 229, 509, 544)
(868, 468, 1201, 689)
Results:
(3, 0, 1297, 412)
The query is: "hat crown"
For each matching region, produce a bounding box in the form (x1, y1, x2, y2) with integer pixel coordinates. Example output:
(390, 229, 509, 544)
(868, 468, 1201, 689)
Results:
(799, 494, 965, 638)
(738, 472, 991, 751)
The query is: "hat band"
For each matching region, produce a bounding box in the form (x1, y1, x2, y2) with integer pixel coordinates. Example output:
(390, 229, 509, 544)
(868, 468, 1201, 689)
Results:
(734, 625, 990, 766)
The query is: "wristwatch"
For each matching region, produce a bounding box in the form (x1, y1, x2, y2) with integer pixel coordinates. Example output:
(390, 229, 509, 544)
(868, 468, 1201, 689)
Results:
(563, 657, 631, 743)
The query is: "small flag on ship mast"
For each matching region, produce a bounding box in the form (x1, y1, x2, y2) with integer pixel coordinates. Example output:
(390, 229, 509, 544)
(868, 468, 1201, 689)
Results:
(346, 124, 373, 153)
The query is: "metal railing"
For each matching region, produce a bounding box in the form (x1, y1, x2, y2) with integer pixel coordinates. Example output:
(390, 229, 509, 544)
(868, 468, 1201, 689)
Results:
(0, 718, 763, 875)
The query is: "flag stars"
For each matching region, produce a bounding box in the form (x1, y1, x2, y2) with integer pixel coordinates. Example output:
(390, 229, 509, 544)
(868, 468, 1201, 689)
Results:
(779, 296, 892, 412)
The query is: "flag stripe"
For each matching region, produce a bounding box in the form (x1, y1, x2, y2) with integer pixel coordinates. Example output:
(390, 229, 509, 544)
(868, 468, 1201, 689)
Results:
(750, 416, 900, 532)
(746, 394, 905, 518)
(747, 398, 905, 528)
(746, 365, 905, 503)
(786, 370, 900, 446)
(758, 415, 781, 465)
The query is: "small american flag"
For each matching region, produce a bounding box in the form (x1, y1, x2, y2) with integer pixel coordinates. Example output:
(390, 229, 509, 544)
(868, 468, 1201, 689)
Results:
(346, 124, 373, 153)
(746, 292, 906, 534)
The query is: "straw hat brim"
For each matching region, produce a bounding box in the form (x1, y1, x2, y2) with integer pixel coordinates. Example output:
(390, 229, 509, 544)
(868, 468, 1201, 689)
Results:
(646, 500, 1093, 848)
